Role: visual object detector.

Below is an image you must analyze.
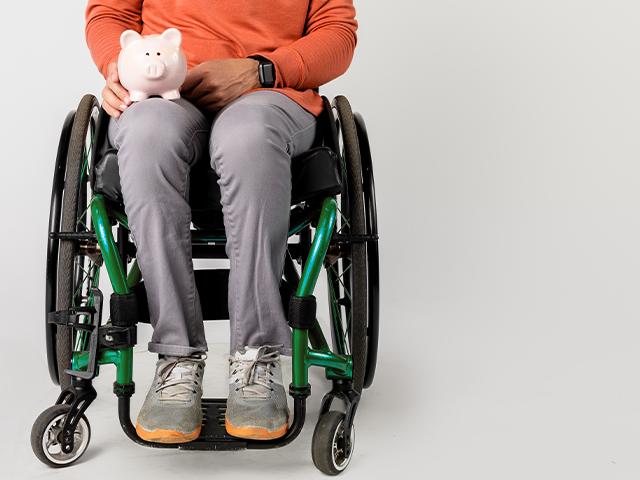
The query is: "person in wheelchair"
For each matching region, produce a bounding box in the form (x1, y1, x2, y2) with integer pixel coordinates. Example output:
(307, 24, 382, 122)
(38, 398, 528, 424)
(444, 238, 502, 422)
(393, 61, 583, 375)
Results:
(85, 1, 358, 444)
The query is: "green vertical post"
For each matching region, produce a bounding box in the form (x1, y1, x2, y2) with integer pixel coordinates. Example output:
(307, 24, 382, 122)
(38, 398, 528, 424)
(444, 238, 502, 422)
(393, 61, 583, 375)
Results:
(291, 198, 337, 388)
(91, 195, 130, 295)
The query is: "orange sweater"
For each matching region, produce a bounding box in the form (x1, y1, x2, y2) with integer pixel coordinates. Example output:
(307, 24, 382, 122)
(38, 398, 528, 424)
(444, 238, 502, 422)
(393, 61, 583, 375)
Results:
(85, 0, 357, 116)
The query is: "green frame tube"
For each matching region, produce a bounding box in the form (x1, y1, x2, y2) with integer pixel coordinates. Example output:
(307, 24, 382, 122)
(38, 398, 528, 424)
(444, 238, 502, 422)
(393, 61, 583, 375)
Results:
(91, 195, 130, 295)
(73, 348, 133, 385)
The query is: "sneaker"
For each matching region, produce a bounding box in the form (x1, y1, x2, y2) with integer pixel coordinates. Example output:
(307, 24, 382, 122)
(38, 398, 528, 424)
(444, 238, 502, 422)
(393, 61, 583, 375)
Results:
(225, 346, 289, 440)
(136, 354, 206, 443)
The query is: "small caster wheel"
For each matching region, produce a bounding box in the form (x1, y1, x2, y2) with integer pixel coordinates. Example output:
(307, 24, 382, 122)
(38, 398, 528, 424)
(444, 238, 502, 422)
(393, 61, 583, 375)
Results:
(31, 404, 91, 467)
(312, 411, 355, 475)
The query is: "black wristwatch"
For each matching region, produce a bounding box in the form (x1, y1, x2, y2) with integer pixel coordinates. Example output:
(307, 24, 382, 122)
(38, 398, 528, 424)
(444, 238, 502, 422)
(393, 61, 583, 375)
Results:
(251, 56, 276, 88)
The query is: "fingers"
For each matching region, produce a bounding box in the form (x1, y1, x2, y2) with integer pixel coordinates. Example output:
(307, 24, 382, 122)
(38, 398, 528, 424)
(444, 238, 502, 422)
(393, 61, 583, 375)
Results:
(185, 90, 229, 112)
(103, 62, 131, 118)
(101, 85, 127, 118)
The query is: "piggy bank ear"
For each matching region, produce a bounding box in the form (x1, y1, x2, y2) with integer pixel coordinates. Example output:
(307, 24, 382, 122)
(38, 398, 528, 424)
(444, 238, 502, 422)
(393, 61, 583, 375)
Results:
(160, 28, 183, 48)
(120, 30, 142, 49)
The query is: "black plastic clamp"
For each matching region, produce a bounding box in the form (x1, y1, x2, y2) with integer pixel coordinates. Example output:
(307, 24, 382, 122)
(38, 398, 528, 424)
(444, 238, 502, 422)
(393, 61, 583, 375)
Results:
(287, 295, 316, 330)
(48, 287, 104, 381)
(99, 324, 137, 349)
(113, 381, 136, 398)
(289, 383, 312, 399)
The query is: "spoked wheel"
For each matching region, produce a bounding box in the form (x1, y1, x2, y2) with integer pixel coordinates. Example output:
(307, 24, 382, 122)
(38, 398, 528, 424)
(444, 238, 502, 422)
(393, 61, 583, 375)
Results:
(327, 95, 378, 393)
(48, 94, 101, 390)
(31, 404, 91, 468)
(312, 411, 355, 475)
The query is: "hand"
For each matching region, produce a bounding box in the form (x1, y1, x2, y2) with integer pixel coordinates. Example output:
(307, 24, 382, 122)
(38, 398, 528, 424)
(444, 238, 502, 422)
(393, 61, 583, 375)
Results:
(181, 58, 261, 111)
(102, 62, 132, 118)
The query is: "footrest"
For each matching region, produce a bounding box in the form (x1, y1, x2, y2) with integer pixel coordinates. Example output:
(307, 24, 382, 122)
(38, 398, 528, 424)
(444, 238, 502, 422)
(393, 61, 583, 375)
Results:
(178, 399, 247, 451)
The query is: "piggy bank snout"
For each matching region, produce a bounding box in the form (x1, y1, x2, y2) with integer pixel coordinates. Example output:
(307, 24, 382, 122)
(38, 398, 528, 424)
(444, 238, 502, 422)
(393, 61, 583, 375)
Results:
(144, 59, 166, 80)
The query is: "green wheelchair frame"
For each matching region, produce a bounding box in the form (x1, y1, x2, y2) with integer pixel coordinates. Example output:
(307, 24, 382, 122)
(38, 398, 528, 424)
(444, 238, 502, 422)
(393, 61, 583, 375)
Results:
(32, 93, 379, 476)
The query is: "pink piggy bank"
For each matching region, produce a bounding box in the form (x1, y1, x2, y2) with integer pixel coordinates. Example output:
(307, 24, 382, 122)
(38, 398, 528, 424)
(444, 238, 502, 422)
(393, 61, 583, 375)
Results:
(118, 28, 187, 102)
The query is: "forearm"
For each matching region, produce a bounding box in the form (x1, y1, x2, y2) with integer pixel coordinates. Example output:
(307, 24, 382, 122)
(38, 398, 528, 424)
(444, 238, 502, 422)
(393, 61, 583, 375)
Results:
(261, 0, 357, 90)
(86, 0, 143, 77)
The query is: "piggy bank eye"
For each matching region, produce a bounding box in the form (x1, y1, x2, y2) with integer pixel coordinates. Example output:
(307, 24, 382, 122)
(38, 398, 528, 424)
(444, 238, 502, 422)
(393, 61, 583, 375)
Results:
(157, 52, 161, 56)
(145, 52, 150, 56)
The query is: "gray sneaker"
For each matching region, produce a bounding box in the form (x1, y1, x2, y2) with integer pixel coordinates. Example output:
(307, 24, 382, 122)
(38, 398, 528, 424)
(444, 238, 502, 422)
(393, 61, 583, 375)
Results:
(225, 346, 289, 440)
(136, 354, 206, 443)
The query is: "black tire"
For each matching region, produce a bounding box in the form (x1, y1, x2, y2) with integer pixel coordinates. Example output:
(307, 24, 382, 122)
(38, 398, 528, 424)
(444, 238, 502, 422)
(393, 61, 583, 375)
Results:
(31, 404, 91, 468)
(354, 112, 379, 390)
(56, 94, 100, 390)
(329, 96, 367, 393)
(312, 411, 355, 475)
(46, 110, 76, 385)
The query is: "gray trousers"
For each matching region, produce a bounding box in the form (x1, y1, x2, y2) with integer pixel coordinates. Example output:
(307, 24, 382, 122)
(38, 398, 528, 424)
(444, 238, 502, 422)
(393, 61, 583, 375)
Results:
(108, 91, 317, 356)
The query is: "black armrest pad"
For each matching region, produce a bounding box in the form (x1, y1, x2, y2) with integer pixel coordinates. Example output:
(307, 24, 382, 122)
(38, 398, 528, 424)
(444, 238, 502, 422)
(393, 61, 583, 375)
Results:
(291, 147, 342, 205)
(93, 149, 123, 202)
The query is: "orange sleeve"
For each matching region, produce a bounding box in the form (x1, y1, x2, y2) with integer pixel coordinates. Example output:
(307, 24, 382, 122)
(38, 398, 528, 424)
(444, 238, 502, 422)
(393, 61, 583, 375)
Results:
(260, 0, 358, 90)
(85, 0, 144, 78)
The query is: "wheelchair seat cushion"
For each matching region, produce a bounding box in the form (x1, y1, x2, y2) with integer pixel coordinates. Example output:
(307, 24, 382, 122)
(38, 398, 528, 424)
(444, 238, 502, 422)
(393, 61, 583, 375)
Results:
(91, 146, 342, 229)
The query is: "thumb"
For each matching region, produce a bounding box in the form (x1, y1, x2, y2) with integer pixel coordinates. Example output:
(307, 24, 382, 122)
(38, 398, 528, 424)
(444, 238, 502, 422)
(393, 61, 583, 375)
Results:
(182, 65, 202, 92)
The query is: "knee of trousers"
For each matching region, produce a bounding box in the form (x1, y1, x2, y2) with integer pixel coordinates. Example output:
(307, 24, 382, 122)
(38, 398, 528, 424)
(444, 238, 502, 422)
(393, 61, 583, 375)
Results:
(209, 104, 292, 193)
(115, 99, 204, 182)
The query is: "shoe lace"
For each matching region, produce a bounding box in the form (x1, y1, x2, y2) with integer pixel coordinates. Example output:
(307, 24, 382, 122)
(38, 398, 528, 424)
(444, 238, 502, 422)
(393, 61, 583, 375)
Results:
(231, 348, 281, 399)
(156, 355, 205, 402)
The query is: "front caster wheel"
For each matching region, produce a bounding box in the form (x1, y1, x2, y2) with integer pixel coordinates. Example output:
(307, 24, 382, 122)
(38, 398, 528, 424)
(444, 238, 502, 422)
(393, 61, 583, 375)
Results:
(312, 411, 355, 475)
(31, 404, 91, 468)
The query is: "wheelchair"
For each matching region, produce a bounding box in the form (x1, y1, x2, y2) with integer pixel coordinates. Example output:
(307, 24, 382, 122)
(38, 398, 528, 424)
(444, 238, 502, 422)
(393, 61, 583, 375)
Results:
(31, 92, 379, 475)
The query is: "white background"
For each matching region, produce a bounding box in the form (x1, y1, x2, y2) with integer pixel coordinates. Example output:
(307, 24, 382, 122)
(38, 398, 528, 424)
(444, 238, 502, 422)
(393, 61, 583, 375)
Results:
(2, 1, 640, 478)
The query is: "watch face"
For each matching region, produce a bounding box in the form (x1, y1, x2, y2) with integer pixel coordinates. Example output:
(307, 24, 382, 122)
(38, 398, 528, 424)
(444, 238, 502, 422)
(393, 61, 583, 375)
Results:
(259, 62, 275, 87)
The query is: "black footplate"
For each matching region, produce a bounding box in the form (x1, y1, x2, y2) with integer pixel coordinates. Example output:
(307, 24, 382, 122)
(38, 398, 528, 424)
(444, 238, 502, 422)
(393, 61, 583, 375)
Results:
(178, 399, 247, 451)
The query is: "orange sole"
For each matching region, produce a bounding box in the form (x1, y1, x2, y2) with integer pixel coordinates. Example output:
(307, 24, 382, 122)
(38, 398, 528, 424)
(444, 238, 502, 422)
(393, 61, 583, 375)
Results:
(225, 413, 289, 440)
(136, 422, 201, 444)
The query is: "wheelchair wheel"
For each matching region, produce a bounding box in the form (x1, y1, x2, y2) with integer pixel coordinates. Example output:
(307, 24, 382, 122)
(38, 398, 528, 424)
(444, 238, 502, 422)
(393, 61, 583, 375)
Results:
(354, 112, 379, 390)
(46, 110, 76, 385)
(51, 94, 101, 390)
(31, 404, 91, 468)
(328, 95, 374, 393)
(311, 410, 355, 475)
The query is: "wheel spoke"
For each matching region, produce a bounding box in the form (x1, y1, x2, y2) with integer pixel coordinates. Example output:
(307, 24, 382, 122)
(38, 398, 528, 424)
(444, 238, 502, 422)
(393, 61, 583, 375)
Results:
(336, 207, 350, 233)
(72, 258, 97, 305)
(76, 204, 92, 230)
(72, 256, 99, 351)
(329, 262, 352, 302)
